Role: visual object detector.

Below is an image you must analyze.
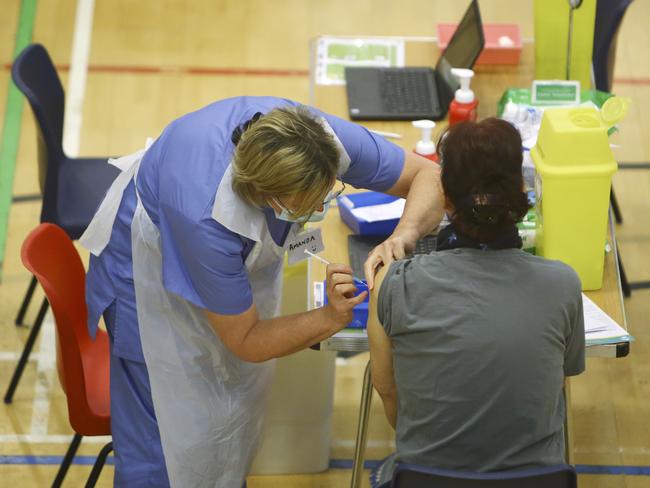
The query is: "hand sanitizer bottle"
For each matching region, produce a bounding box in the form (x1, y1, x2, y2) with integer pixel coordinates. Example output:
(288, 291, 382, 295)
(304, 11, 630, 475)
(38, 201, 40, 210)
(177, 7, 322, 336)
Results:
(412, 120, 439, 162)
(449, 68, 478, 126)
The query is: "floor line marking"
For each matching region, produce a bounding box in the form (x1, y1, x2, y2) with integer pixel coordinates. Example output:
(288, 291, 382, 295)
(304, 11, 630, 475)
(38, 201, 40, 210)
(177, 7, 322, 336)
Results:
(29, 312, 55, 436)
(0, 351, 42, 361)
(3, 63, 650, 85)
(1, 63, 310, 77)
(0, 0, 38, 274)
(63, 0, 95, 157)
(0, 454, 114, 465)
(0, 434, 111, 443)
(0, 454, 649, 476)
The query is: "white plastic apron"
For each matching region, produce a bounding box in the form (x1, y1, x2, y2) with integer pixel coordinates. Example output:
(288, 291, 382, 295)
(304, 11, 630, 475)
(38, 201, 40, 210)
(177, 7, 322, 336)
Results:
(80, 148, 295, 487)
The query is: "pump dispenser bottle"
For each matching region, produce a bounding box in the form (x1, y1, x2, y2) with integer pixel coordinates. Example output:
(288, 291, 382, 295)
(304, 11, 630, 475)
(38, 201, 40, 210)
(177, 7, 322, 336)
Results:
(412, 120, 438, 162)
(449, 68, 478, 126)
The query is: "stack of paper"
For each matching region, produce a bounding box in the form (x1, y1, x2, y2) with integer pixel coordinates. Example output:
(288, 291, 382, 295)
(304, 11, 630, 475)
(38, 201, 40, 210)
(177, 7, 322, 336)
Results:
(583, 293, 632, 345)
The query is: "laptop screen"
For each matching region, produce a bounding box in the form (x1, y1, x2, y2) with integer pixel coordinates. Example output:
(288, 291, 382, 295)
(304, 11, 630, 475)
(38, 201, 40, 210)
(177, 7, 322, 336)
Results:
(435, 0, 484, 106)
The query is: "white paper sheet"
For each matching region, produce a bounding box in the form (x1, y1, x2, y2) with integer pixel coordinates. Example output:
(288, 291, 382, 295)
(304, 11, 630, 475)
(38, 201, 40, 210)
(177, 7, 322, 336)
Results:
(315, 37, 405, 85)
(350, 198, 405, 223)
(582, 293, 630, 343)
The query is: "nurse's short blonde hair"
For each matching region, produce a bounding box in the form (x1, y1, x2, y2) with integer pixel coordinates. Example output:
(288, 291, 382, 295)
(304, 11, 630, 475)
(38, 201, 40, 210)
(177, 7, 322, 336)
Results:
(231, 106, 339, 218)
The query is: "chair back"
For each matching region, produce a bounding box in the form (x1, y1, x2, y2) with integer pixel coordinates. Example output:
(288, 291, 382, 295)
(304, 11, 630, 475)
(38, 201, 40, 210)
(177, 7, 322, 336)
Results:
(592, 0, 633, 92)
(21, 223, 110, 436)
(392, 463, 577, 488)
(11, 43, 65, 193)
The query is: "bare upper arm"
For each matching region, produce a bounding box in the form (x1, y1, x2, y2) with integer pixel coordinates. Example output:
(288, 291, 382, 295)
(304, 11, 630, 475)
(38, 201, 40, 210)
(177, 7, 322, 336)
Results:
(367, 265, 396, 396)
(384, 149, 440, 199)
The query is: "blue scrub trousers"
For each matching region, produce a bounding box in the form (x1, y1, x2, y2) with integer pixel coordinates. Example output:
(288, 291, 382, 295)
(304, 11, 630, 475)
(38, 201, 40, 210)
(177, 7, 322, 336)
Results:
(105, 304, 171, 487)
(104, 304, 249, 488)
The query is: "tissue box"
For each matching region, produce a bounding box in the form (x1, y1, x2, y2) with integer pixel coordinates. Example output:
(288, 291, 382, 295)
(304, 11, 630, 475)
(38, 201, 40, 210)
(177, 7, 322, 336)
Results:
(438, 23, 522, 65)
(323, 280, 369, 329)
(337, 191, 401, 236)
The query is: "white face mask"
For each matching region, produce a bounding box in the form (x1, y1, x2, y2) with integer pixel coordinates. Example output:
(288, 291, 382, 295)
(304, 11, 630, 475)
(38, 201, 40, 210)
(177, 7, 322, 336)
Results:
(273, 201, 331, 223)
(272, 182, 344, 223)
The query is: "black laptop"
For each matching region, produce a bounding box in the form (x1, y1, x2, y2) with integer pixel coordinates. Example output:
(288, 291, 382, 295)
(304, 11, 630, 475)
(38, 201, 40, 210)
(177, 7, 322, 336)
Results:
(345, 0, 484, 121)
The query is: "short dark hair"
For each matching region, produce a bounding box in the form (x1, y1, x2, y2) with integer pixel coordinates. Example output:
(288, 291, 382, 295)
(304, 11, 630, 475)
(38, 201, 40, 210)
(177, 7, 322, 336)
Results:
(438, 118, 531, 242)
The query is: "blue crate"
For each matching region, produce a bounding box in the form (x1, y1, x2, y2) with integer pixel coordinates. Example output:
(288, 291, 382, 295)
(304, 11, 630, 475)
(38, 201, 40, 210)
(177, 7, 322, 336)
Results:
(323, 280, 369, 329)
(337, 191, 401, 236)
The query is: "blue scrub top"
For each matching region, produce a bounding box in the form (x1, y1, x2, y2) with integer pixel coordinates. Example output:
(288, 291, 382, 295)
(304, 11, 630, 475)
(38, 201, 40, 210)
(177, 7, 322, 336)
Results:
(86, 96, 405, 362)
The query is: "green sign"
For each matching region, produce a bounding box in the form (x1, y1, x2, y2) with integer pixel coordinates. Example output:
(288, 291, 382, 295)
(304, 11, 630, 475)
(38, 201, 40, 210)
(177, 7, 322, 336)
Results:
(531, 80, 580, 105)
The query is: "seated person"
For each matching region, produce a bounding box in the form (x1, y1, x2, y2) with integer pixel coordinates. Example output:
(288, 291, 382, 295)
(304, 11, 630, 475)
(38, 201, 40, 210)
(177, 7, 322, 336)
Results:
(367, 118, 585, 485)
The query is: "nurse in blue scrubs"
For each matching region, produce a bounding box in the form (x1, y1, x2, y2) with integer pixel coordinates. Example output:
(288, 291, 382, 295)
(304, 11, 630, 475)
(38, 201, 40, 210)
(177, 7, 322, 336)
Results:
(80, 96, 443, 487)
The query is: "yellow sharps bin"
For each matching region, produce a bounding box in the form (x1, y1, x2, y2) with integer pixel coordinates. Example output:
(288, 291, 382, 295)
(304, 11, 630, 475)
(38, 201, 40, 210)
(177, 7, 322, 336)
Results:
(531, 97, 629, 290)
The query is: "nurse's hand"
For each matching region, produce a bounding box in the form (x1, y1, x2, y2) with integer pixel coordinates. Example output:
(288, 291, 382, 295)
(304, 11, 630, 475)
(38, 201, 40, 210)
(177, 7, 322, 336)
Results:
(324, 263, 368, 329)
(364, 232, 416, 290)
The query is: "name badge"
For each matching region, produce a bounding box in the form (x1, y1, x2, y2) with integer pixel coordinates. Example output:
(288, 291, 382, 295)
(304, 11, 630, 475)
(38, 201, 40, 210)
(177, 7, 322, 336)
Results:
(285, 228, 325, 265)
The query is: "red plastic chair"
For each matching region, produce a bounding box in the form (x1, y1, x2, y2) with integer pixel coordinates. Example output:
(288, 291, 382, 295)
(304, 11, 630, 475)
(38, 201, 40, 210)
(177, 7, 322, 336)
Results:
(20, 223, 112, 487)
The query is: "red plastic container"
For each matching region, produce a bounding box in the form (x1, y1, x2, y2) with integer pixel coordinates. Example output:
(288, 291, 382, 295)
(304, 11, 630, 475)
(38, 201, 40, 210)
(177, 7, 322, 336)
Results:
(449, 98, 478, 126)
(414, 150, 439, 163)
(437, 23, 522, 65)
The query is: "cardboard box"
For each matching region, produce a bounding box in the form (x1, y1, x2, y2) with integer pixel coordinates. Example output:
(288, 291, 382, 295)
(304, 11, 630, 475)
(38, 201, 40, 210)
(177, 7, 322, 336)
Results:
(438, 23, 522, 65)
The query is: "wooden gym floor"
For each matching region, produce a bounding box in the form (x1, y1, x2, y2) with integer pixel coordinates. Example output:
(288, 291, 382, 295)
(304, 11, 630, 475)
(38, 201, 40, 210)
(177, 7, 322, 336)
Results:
(0, 1, 649, 486)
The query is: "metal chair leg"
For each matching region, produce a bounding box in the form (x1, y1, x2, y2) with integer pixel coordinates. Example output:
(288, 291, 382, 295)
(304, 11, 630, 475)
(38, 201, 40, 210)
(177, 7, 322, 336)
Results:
(351, 361, 373, 488)
(52, 433, 83, 488)
(4, 297, 49, 403)
(610, 187, 623, 224)
(84, 442, 113, 488)
(15, 275, 38, 326)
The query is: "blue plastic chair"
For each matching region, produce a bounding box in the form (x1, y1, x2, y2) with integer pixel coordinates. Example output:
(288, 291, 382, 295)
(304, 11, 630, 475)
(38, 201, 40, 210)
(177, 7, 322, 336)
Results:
(5, 43, 120, 403)
(388, 463, 577, 488)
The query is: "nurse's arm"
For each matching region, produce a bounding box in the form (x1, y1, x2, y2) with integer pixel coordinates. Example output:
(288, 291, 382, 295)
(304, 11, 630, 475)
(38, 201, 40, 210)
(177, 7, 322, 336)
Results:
(364, 150, 443, 289)
(203, 264, 367, 363)
(367, 265, 397, 429)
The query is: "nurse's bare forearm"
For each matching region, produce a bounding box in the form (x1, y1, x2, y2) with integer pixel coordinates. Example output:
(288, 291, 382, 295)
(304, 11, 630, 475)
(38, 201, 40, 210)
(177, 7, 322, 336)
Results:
(240, 307, 343, 361)
(204, 305, 343, 363)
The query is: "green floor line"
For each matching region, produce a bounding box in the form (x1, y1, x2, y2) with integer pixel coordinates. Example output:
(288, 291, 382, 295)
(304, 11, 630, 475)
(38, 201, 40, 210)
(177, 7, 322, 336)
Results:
(0, 0, 38, 280)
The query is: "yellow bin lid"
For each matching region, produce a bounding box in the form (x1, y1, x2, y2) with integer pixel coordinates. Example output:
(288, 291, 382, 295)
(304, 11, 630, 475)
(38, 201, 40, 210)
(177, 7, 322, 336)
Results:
(532, 97, 630, 174)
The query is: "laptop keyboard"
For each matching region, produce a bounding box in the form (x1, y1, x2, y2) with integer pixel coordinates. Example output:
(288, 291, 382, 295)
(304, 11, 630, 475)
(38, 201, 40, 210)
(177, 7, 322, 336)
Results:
(380, 69, 438, 114)
(347, 234, 438, 280)
(411, 235, 438, 255)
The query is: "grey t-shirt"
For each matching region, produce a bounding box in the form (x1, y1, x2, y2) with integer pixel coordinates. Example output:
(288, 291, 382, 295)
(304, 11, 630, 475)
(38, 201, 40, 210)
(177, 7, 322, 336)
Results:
(377, 248, 585, 473)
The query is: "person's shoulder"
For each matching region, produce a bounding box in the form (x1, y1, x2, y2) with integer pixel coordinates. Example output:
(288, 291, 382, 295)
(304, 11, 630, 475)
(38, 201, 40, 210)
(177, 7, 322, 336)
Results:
(378, 258, 410, 291)
(377, 254, 446, 312)
(383, 253, 445, 282)
(410, 252, 446, 269)
(525, 253, 579, 277)
(522, 253, 582, 291)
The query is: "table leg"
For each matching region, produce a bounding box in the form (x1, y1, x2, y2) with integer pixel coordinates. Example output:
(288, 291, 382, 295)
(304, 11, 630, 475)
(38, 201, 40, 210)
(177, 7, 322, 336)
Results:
(351, 360, 373, 488)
